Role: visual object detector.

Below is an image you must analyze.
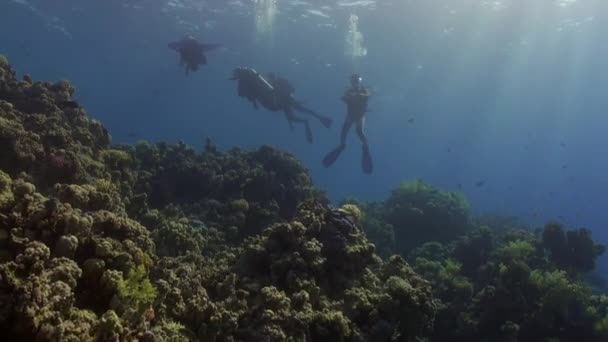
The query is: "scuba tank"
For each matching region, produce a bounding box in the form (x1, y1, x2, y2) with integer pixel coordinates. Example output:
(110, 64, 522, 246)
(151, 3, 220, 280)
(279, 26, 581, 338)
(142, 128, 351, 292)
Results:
(249, 68, 275, 92)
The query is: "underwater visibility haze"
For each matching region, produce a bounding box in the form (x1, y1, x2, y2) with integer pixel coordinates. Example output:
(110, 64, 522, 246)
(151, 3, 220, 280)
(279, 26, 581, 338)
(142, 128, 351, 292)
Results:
(1, 0, 608, 341)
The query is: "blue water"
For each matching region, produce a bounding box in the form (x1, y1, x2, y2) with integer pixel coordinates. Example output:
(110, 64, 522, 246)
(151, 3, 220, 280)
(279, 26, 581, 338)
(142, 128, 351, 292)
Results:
(2, 0, 607, 270)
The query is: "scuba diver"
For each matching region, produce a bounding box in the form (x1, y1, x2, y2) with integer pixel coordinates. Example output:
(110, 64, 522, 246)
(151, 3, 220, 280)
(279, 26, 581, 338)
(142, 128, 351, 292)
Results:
(322, 73, 373, 174)
(230, 67, 332, 143)
(168, 35, 220, 75)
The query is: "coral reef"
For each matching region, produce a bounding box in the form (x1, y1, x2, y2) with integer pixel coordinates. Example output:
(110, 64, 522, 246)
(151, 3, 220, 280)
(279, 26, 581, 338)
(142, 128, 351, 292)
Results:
(350, 180, 608, 341)
(1, 55, 607, 342)
(150, 202, 435, 341)
(118, 139, 327, 250)
(398, 220, 607, 341)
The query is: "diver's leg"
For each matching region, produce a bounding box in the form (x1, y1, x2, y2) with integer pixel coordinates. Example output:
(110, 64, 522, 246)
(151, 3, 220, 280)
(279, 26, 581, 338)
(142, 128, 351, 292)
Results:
(322, 117, 351, 167)
(355, 117, 368, 146)
(356, 117, 373, 174)
(285, 108, 312, 143)
(340, 116, 355, 148)
(293, 102, 332, 128)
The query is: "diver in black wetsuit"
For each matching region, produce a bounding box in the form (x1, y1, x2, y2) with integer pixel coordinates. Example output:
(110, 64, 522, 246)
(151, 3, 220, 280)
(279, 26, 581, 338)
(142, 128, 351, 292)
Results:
(322, 73, 373, 174)
(230, 67, 332, 143)
(168, 35, 220, 75)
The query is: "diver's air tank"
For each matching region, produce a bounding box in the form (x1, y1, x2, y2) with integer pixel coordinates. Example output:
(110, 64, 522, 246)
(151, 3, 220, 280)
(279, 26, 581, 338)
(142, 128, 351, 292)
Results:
(250, 68, 274, 91)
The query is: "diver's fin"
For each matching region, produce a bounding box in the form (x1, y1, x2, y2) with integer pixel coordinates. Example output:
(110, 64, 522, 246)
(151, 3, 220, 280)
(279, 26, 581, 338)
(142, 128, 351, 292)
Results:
(201, 43, 221, 51)
(322, 146, 344, 168)
(362, 144, 373, 174)
(305, 124, 313, 143)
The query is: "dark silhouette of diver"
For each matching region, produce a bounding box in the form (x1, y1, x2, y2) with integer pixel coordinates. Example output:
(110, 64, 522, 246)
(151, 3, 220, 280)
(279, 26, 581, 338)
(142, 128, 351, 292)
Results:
(322, 73, 373, 174)
(168, 35, 220, 75)
(230, 67, 332, 143)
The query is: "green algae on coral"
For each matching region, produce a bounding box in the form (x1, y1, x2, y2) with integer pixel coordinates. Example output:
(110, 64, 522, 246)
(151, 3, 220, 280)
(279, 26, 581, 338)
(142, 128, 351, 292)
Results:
(116, 265, 156, 313)
(100, 148, 131, 169)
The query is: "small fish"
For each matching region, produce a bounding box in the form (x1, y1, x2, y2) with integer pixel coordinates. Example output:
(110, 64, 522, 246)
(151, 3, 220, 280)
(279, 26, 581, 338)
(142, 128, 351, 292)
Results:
(475, 180, 485, 187)
(447, 147, 452, 153)
(407, 117, 415, 124)
(58, 100, 79, 109)
(561, 164, 568, 169)
(560, 142, 566, 148)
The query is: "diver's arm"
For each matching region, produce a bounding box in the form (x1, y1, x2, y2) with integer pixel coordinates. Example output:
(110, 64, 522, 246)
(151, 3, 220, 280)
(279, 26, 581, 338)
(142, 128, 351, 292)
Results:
(360, 88, 370, 97)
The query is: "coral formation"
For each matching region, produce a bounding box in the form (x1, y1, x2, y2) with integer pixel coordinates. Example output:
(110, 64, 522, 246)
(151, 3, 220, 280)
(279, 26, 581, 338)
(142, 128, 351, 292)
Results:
(345, 179, 472, 257)
(0, 54, 8, 68)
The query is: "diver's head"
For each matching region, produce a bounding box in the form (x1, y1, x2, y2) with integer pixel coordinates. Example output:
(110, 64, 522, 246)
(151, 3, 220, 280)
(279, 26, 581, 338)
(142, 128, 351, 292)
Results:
(350, 73, 362, 88)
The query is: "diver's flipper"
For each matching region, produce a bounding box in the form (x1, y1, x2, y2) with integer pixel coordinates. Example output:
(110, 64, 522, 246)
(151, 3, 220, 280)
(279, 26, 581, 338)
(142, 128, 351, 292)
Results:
(319, 116, 333, 128)
(362, 144, 373, 174)
(201, 43, 221, 51)
(305, 124, 313, 143)
(322, 146, 344, 168)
